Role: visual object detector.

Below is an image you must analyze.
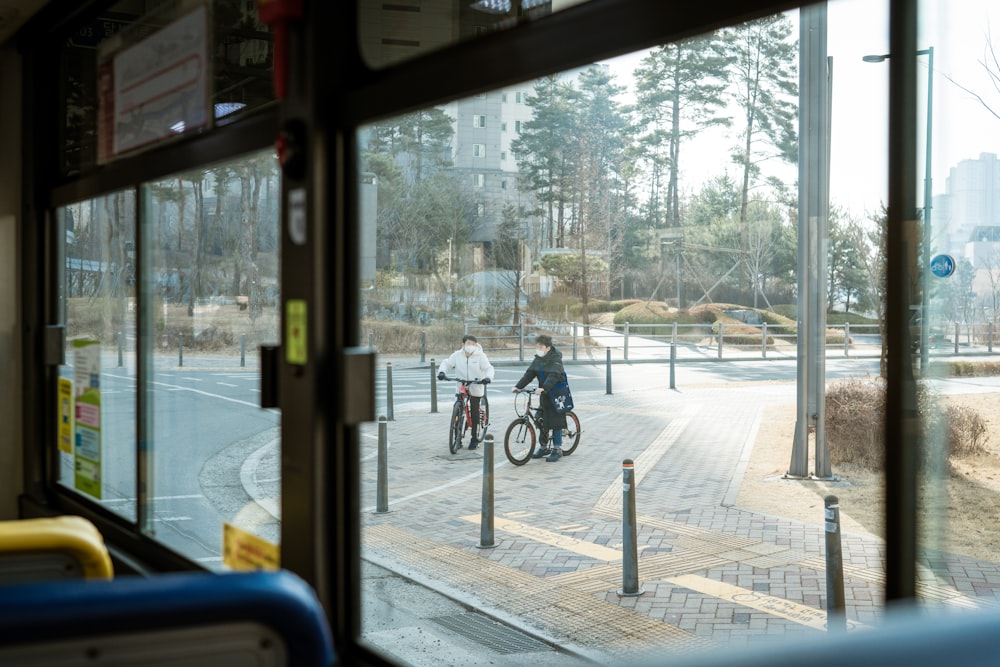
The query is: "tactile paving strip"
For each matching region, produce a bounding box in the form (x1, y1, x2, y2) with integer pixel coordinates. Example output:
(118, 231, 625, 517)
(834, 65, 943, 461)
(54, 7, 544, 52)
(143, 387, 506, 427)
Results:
(364, 524, 716, 656)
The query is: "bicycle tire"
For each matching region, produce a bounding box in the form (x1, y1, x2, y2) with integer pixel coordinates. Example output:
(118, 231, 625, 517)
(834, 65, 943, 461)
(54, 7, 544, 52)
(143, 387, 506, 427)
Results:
(561, 411, 581, 455)
(449, 400, 464, 454)
(480, 394, 490, 436)
(504, 418, 536, 466)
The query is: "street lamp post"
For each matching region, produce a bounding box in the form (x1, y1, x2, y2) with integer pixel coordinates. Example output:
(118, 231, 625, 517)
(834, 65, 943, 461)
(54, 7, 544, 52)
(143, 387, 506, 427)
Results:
(864, 47, 934, 372)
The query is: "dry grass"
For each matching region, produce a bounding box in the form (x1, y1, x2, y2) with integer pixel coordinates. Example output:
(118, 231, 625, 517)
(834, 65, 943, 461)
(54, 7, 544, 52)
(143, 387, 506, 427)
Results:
(736, 390, 1000, 564)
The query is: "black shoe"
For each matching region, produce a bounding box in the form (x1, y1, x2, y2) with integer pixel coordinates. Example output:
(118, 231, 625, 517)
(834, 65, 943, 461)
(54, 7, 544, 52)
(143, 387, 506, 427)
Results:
(531, 447, 550, 459)
(468, 439, 479, 450)
(545, 448, 563, 462)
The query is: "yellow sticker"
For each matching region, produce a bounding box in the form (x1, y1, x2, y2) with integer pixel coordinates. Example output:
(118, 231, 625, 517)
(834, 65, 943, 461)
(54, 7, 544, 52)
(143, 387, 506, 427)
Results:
(58, 377, 74, 454)
(286, 299, 307, 365)
(222, 522, 280, 571)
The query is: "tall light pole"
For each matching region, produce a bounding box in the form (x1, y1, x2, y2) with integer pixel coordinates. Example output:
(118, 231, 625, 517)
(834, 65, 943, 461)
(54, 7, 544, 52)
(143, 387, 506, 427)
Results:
(864, 47, 934, 372)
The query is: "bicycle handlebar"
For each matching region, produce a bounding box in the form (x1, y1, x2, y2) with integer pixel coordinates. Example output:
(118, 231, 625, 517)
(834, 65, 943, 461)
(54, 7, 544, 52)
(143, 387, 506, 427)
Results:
(512, 387, 538, 394)
(442, 377, 487, 384)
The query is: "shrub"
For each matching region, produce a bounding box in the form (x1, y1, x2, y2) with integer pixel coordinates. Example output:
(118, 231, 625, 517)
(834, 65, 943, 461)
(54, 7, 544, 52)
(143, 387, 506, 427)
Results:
(825, 376, 989, 470)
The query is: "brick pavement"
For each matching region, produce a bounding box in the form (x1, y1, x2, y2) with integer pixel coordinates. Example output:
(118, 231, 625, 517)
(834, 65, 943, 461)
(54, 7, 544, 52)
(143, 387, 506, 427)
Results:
(248, 379, 1000, 663)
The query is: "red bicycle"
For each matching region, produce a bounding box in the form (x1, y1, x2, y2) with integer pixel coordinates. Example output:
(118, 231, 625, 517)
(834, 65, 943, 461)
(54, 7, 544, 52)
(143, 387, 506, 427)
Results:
(443, 377, 490, 454)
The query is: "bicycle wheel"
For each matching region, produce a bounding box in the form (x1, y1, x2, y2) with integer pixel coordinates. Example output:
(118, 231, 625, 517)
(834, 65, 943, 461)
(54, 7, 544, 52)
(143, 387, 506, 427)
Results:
(479, 395, 490, 436)
(449, 400, 464, 454)
(561, 411, 581, 455)
(504, 418, 536, 466)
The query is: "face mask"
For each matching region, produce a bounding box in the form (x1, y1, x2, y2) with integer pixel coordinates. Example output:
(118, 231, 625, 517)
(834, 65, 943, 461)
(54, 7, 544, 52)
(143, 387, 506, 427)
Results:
(535, 348, 545, 357)
(465, 345, 476, 354)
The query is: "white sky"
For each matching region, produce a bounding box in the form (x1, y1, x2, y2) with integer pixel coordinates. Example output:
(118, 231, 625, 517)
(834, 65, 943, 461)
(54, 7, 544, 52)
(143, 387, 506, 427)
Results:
(601, 0, 1000, 221)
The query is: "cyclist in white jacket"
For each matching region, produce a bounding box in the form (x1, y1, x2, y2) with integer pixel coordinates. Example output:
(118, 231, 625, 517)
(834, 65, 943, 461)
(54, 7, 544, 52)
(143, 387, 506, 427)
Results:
(437, 334, 495, 449)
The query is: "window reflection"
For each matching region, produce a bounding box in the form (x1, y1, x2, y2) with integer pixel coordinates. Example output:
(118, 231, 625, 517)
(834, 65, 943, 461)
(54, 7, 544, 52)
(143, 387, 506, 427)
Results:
(59, 0, 273, 177)
(358, 0, 592, 69)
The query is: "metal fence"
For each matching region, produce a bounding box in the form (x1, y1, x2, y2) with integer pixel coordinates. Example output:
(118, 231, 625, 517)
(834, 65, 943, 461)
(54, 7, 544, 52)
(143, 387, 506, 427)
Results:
(455, 319, 1000, 362)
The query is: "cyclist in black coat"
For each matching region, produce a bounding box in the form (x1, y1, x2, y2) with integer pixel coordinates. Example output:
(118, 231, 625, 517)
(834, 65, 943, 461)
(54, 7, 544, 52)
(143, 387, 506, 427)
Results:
(511, 334, 567, 462)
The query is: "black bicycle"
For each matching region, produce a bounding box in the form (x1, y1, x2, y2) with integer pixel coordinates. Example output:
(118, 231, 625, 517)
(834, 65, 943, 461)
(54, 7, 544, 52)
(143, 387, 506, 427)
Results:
(443, 377, 490, 455)
(503, 387, 580, 465)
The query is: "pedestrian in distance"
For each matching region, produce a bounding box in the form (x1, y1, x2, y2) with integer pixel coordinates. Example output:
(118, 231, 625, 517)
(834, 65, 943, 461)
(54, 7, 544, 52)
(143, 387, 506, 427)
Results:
(437, 334, 495, 449)
(512, 334, 568, 462)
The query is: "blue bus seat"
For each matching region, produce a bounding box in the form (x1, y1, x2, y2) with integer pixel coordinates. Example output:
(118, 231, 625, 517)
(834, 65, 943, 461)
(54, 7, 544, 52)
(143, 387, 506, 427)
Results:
(0, 570, 336, 666)
(0, 515, 113, 583)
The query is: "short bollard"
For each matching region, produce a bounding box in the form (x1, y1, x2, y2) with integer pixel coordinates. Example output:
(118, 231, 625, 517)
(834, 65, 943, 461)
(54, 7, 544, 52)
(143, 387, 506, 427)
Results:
(479, 434, 496, 549)
(429, 359, 438, 413)
(618, 459, 644, 596)
(669, 343, 676, 390)
(241, 333, 246, 367)
(117, 331, 124, 367)
(386, 362, 395, 422)
(374, 416, 390, 514)
(605, 347, 613, 395)
(178, 333, 184, 367)
(420, 331, 427, 362)
(824, 495, 846, 632)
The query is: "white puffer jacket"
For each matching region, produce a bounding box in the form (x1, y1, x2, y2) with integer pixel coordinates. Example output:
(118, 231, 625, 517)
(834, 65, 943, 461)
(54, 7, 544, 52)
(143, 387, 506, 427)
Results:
(438, 343, 495, 397)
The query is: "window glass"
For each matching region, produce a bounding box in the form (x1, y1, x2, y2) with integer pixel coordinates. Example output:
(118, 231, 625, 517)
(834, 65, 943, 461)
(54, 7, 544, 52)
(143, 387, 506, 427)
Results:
(59, 0, 274, 178)
(355, 0, 1000, 661)
(58, 191, 137, 521)
(143, 148, 281, 566)
(358, 0, 592, 69)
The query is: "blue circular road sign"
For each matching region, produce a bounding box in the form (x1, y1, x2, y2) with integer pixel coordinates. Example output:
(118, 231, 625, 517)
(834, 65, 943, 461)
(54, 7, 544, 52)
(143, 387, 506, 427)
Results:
(930, 254, 955, 278)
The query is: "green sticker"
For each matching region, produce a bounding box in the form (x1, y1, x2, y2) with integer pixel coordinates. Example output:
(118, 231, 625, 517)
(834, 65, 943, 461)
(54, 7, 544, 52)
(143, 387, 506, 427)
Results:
(286, 299, 307, 365)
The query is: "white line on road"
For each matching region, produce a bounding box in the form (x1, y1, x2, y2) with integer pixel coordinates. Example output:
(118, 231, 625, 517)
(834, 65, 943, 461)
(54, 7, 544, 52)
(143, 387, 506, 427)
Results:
(100, 494, 204, 503)
(151, 380, 260, 408)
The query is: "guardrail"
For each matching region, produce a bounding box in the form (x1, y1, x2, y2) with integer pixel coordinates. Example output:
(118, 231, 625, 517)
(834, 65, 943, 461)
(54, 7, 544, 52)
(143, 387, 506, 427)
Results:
(452, 319, 1000, 362)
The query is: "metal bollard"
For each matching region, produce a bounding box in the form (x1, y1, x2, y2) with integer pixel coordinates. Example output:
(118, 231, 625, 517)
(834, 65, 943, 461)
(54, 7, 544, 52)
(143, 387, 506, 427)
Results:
(605, 347, 612, 395)
(241, 333, 246, 367)
(844, 322, 851, 357)
(375, 416, 389, 514)
(369, 332, 374, 351)
(572, 323, 578, 361)
(955, 322, 960, 355)
(990, 323, 994, 354)
(761, 321, 768, 358)
(117, 331, 124, 367)
(430, 359, 438, 413)
(420, 330, 426, 362)
(519, 324, 525, 363)
(669, 343, 676, 390)
(179, 333, 184, 367)
(824, 495, 846, 632)
(386, 362, 394, 421)
(479, 434, 496, 549)
(624, 321, 630, 361)
(618, 459, 644, 597)
(717, 323, 723, 359)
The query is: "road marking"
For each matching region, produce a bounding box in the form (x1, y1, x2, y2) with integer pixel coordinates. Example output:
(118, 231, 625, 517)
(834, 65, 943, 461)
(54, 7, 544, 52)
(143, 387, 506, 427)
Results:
(216, 382, 238, 387)
(360, 462, 505, 513)
(151, 380, 260, 408)
(667, 574, 864, 631)
(460, 514, 623, 562)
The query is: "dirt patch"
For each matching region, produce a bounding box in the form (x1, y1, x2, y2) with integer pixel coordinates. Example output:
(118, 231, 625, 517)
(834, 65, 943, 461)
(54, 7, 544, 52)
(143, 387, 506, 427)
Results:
(736, 393, 1000, 563)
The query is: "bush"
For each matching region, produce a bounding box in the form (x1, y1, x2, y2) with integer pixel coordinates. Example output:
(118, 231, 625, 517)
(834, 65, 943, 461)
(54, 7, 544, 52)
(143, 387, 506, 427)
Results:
(825, 376, 989, 471)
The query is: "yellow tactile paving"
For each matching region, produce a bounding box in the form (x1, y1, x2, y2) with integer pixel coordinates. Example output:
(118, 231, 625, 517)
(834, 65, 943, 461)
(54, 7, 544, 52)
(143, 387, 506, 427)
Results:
(459, 514, 625, 562)
(364, 524, 716, 655)
(667, 574, 866, 632)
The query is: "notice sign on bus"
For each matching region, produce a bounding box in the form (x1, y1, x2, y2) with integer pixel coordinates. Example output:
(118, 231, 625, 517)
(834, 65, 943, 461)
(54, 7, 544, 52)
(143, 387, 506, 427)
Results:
(96, 0, 209, 163)
(73, 340, 102, 499)
(223, 522, 280, 572)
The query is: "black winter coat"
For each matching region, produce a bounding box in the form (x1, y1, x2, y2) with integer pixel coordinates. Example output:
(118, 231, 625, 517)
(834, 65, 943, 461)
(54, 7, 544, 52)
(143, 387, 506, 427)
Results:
(515, 346, 568, 431)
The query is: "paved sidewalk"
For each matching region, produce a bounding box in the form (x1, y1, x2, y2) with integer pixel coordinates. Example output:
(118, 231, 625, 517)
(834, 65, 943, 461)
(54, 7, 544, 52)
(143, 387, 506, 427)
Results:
(247, 378, 1000, 664)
